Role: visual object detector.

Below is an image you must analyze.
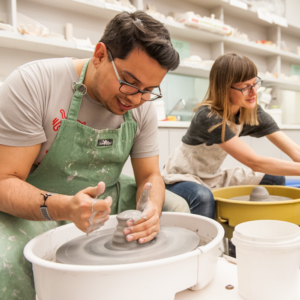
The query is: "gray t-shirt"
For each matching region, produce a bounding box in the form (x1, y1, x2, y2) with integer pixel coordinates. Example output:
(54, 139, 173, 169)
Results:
(183, 105, 280, 146)
(0, 58, 159, 166)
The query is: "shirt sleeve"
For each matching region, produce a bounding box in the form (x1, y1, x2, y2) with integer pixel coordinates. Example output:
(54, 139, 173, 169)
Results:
(0, 68, 46, 146)
(240, 105, 280, 138)
(182, 106, 236, 146)
(130, 102, 159, 158)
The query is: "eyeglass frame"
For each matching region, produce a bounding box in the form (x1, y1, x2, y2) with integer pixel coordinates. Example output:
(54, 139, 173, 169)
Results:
(107, 49, 163, 101)
(230, 77, 263, 96)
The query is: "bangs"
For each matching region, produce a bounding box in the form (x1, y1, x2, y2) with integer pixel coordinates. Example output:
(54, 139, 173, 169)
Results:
(231, 54, 257, 84)
(194, 52, 259, 141)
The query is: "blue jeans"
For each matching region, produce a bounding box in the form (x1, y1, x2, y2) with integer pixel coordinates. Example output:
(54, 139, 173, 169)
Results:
(165, 182, 215, 219)
(259, 174, 286, 186)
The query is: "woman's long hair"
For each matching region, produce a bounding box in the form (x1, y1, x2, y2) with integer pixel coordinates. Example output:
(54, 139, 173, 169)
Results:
(194, 53, 259, 142)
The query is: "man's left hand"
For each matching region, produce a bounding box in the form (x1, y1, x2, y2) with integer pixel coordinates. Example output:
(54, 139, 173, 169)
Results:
(123, 200, 160, 244)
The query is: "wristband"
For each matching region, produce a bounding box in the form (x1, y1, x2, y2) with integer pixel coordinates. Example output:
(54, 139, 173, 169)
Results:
(40, 193, 55, 221)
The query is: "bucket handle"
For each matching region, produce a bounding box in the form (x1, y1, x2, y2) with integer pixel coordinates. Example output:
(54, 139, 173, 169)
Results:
(218, 216, 228, 223)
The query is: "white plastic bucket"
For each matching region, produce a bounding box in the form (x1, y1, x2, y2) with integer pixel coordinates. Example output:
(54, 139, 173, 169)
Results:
(232, 220, 300, 300)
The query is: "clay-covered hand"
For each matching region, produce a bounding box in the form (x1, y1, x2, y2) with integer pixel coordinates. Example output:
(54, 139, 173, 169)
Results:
(123, 183, 160, 244)
(67, 181, 112, 234)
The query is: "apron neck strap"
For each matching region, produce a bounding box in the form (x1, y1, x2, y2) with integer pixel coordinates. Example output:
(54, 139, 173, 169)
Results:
(124, 110, 133, 122)
(68, 59, 90, 121)
(68, 59, 135, 123)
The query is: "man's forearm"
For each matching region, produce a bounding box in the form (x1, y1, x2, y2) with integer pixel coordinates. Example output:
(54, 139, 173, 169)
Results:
(0, 176, 71, 221)
(136, 172, 165, 214)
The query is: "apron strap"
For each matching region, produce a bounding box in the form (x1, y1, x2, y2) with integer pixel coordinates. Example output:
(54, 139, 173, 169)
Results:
(68, 59, 90, 121)
(124, 110, 133, 122)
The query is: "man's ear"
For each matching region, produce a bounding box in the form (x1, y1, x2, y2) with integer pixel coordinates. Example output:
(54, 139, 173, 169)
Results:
(92, 42, 108, 65)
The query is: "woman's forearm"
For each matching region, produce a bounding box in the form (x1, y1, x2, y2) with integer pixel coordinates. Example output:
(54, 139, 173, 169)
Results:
(250, 156, 300, 176)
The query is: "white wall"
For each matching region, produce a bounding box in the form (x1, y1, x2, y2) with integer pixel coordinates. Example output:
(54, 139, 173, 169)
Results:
(285, 0, 300, 28)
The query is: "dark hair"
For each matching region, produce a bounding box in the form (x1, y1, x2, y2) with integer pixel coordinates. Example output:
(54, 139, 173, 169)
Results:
(100, 11, 179, 71)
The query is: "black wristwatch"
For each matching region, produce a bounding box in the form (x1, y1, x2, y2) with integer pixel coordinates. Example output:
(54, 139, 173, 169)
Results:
(40, 193, 55, 221)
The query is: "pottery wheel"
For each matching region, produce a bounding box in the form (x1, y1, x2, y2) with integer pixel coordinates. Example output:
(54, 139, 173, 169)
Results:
(230, 186, 291, 202)
(56, 226, 200, 265)
(56, 210, 200, 266)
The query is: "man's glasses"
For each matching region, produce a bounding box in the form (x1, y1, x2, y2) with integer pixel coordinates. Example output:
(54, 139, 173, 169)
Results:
(231, 77, 263, 96)
(107, 49, 162, 101)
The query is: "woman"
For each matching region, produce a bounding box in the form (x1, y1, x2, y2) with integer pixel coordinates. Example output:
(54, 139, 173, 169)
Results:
(162, 53, 300, 219)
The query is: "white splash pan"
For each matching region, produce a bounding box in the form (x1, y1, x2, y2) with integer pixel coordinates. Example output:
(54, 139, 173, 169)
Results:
(24, 212, 224, 300)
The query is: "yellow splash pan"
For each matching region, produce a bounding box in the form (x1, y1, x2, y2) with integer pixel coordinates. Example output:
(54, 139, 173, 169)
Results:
(213, 185, 300, 239)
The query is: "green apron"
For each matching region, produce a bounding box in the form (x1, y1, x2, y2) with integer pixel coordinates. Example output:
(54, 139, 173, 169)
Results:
(0, 59, 137, 299)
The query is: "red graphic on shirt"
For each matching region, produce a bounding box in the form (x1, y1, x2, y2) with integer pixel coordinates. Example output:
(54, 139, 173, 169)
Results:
(60, 109, 66, 119)
(77, 119, 86, 125)
(52, 118, 61, 131)
(52, 109, 86, 131)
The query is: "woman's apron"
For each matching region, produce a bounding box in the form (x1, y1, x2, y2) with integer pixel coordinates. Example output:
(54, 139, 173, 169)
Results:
(0, 59, 138, 299)
(162, 122, 264, 189)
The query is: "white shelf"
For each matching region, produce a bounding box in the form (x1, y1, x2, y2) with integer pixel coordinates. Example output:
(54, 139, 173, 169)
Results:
(0, 30, 93, 57)
(223, 37, 279, 56)
(28, 0, 131, 19)
(2, 29, 300, 91)
(28, 0, 300, 34)
(0, 24, 279, 59)
(171, 65, 210, 77)
(281, 23, 300, 38)
(279, 51, 300, 64)
(262, 77, 300, 92)
(150, 19, 300, 63)
(25, 0, 300, 51)
(184, 0, 270, 26)
(184, 0, 300, 37)
(172, 65, 300, 92)
(157, 18, 224, 43)
(2, 2, 300, 63)
(223, 37, 300, 64)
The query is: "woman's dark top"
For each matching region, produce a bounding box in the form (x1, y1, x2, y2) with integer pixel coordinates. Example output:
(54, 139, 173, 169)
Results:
(182, 105, 280, 146)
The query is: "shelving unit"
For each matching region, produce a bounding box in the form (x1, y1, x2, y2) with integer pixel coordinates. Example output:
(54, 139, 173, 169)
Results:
(1, 1, 299, 65)
(184, 0, 286, 26)
(29, 0, 133, 19)
(173, 65, 210, 78)
(1, 0, 300, 123)
(172, 65, 300, 92)
(0, 30, 93, 58)
(1, 12, 299, 62)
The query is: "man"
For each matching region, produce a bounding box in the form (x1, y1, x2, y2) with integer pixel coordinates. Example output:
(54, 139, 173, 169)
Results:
(0, 11, 188, 299)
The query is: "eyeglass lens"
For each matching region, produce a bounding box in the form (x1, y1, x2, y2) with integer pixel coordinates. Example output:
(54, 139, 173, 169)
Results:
(120, 85, 161, 101)
(242, 80, 262, 96)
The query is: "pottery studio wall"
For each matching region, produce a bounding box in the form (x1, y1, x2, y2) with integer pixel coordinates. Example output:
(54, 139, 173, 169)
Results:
(1, 0, 300, 124)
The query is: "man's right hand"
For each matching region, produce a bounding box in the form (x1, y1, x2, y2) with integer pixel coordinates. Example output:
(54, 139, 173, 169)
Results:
(67, 182, 112, 233)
